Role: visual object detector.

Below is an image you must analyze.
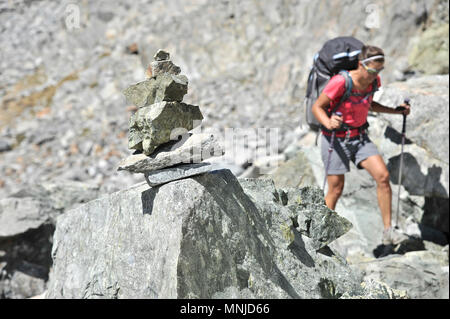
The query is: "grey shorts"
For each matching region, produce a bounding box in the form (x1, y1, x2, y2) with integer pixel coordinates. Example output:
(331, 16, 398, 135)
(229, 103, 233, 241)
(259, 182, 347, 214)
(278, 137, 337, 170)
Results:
(320, 133, 380, 175)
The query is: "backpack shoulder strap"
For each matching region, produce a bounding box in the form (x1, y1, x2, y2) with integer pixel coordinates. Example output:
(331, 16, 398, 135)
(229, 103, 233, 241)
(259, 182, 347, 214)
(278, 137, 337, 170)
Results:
(361, 78, 379, 101)
(370, 77, 379, 95)
(329, 70, 352, 113)
(340, 70, 354, 98)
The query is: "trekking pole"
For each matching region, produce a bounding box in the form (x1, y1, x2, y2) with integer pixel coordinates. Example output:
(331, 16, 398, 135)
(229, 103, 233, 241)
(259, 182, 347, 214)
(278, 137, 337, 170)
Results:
(323, 111, 342, 192)
(394, 98, 410, 228)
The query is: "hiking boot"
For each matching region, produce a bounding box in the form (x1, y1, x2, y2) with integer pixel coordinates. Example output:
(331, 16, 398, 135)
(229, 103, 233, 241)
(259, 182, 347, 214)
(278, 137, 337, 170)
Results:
(382, 227, 409, 245)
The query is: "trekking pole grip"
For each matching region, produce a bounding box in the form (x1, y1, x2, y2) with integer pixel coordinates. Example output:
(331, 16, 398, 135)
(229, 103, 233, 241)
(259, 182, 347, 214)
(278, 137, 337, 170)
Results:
(333, 111, 343, 129)
(395, 99, 410, 134)
(402, 98, 410, 133)
(402, 114, 406, 133)
(330, 111, 342, 139)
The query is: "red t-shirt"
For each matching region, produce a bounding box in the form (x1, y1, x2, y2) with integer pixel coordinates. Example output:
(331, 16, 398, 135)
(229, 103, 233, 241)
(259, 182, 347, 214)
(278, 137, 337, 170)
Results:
(323, 74, 381, 128)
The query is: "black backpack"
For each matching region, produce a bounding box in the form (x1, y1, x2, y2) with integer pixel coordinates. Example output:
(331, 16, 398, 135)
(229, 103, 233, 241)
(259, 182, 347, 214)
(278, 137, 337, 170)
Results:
(304, 36, 377, 131)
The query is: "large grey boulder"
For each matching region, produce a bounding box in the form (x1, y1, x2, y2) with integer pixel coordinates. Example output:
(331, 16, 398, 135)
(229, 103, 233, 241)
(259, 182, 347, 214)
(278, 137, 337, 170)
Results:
(340, 279, 408, 299)
(277, 186, 353, 250)
(0, 197, 52, 238)
(0, 180, 101, 238)
(374, 75, 449, 179)
(0, 180, 100, 299)
(350, 249, 449, 299)
(45, 169, 402, 299)
(237, 179, 353, 252)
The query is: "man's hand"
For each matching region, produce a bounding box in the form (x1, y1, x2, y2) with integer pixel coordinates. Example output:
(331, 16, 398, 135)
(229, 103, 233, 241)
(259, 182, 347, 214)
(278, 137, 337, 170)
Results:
(327, 114, 343, 130)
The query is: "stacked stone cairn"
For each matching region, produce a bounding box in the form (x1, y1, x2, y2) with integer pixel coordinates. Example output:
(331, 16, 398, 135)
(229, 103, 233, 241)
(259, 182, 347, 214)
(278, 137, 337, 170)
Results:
(118, 50, 223, 186)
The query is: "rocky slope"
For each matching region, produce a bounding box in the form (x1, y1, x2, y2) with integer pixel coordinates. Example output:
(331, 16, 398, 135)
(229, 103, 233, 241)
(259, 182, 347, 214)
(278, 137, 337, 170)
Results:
(1, 0, 448, 197)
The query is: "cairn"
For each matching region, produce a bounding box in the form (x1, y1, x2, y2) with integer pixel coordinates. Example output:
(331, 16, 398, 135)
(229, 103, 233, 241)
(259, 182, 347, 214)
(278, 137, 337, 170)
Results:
(118, 50, 223, 186)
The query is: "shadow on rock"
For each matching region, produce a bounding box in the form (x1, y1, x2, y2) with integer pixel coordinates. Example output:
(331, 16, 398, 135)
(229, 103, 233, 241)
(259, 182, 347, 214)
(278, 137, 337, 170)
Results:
(141, 187, 159, 215)
(387, 153, 449, 240)
(0, 223, 55, 299)
(387, 153, 447, 198)
(373, 237, 426, 259)
(288, 228, 315, 268)
(422, 197, 449, 238)
(384, 126, 413, 145)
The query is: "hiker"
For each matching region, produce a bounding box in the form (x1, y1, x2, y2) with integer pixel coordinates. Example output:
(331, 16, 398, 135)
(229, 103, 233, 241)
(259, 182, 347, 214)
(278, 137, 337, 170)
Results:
(311, 45, 410, 245)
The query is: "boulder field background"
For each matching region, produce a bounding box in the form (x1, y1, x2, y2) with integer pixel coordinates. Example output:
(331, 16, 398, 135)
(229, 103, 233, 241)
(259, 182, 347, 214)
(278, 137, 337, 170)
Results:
(0, 0, 448, 298)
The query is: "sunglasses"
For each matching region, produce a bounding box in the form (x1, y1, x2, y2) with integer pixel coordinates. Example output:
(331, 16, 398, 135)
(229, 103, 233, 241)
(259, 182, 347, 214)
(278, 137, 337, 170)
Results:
(362, 61, 384, 75)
